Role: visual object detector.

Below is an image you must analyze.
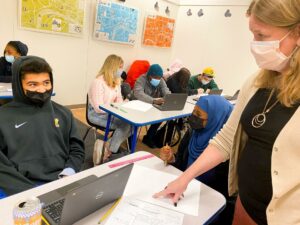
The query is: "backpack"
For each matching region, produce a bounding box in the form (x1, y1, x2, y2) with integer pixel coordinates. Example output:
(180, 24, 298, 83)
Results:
(153, 120, 182, 148)
(126, 60, 150, 88)
(171, 126, 192, 171)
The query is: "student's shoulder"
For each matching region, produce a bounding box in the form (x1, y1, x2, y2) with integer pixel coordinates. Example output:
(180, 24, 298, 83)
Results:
(0, 57, 7, 66)
(51, 101, 72, 116)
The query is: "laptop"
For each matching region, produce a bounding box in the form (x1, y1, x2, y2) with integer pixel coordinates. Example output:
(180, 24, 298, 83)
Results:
(38, 164, 133, 225)
(208, 89, 223, 95)
(193, 89, 223, 101)
(224, 90, 240, 101)
(153, 93, 188, 111)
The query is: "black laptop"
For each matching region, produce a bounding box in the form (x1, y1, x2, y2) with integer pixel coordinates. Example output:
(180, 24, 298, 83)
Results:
(38, 164, 133, 225)
(153, 93, 188, 111)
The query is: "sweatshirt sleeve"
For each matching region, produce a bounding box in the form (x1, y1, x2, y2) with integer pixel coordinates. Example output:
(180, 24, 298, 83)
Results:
(115, 85, 123, 103)
(133, 77, 154, 103)
(0, 150, 35, 196)
(89, 79, 105, 113)
(188, 77, 198, 95)
(209, 80, 219, 90)
(160, 79, 171, 96)
(65, 115, 85, 172)
(209, 73, 258, 160)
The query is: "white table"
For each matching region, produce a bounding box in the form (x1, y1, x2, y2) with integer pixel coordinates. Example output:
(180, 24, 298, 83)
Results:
(0, 82, 56, 100)
(0, 82, 12, 99)
(99, 102, 195, 153)
(0, 151, 226, 225)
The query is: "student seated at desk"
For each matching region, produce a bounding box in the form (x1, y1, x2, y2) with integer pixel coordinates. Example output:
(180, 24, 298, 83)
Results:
(0, 56, 85, 197)
(160, 95, 234, 224)
(166, 67, 195, 95)
(133, 64, 171, 148)
(0, 41, 28, 83)
(163, 59, 183, 81)
(188, 67, 219, 95)
(88, 54, 132, 162)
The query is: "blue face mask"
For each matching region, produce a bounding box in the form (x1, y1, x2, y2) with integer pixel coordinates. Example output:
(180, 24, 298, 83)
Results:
(150, 78, 161, 87)
(5, 54, 15, 64)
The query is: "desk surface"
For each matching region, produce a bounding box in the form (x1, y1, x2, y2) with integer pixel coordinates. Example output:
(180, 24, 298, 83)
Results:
(0, 82, 12, 99)
(0, 151, 226, 225)
(99, 102, 195, 126)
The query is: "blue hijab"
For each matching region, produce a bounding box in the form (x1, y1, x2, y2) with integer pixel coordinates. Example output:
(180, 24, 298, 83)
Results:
(188, 95, 233, 164)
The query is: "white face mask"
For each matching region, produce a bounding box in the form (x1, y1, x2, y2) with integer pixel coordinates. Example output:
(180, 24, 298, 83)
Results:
(5, 54, 15, 64)
(114, 69, 123, 78)
(201, 80, 210, 85)
(250, 31, 295, 72)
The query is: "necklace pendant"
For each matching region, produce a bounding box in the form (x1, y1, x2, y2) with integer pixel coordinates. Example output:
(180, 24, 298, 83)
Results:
(252, 113, 266, 128)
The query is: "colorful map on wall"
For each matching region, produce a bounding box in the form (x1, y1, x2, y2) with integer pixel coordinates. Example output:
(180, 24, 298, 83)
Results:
(20, 0, 85, 36)
(143, 15, 175, 48)
(93, 0, 138, 45)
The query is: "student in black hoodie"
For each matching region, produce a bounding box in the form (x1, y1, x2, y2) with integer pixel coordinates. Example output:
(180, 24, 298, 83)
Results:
(0, 56, 85, 197)
(0, 41, 28, 83)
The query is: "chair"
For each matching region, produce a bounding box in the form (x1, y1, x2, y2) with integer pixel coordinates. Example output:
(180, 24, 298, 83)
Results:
(83, 95, 129, 165)
(83, 95, 114, 141)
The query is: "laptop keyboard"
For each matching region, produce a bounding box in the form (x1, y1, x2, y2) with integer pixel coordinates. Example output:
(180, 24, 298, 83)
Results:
(43, 198, 65, 224)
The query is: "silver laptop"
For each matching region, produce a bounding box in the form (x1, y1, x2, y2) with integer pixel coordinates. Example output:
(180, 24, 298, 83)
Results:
(224, 90, 240, 101)
(38, 164, 133, 225)
(208, 89, 223, 95)
(193, 89, 223, 101)
(153, 93, 188, 111)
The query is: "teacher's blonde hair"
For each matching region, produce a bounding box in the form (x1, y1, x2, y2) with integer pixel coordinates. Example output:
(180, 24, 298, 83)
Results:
(248, 0, 300, 107)
(97, 54, 123, 88)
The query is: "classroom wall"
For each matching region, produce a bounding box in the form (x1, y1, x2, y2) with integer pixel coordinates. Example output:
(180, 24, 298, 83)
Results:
(0, 0, 258, 105)
(170, 2, 258, 95)
(0, 0, 179, 105)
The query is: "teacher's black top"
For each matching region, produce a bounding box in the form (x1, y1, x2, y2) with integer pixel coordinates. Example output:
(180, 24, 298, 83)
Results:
(238, 88, 298, 225)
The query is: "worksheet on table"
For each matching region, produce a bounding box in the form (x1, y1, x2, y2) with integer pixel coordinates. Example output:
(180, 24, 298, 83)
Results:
(105, 198, 184, 225)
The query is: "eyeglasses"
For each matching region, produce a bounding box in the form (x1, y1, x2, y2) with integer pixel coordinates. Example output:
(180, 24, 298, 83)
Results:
(203, 74, 214, 79)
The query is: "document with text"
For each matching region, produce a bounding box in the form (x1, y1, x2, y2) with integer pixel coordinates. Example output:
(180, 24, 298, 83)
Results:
(105, 198, 184, 225)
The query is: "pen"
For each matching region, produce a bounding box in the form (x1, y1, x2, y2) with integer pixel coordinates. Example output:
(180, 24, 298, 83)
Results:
(110, 104, 127, 113)
(98, 198, 121, 224)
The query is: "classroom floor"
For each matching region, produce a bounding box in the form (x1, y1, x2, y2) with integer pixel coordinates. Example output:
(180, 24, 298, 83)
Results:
(71, 107, 161, 157)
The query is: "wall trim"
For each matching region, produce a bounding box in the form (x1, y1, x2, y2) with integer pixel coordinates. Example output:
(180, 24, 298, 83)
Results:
(164, 0, 251, 6)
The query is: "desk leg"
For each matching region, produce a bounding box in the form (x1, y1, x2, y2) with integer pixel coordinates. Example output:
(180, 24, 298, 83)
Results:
(130, 126, 138, 154)
(104, 114, 112, 142)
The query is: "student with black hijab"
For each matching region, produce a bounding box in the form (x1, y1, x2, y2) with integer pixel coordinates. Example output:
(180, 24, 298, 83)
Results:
(0, 41, 28, 83)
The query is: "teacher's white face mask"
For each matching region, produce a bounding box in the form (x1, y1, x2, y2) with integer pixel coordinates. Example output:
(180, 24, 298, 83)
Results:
(250, 31, 296, 72)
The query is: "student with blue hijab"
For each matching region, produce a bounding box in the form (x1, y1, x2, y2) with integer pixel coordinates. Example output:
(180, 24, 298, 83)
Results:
(187, 95, 233, 190)
(160, 95, 234, 224)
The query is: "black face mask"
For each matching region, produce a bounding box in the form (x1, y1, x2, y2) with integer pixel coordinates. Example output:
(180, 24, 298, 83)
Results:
(25, 89, 52, 107)
(188, 114, 205, 131)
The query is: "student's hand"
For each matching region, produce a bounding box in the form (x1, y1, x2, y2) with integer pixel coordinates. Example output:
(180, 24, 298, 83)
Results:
(153, 98, 164, 105)
(197, 88, 204, 95)
(160, 145, 175, 163)
(205, 89, 211, 94)
(153, 176, 188, 204)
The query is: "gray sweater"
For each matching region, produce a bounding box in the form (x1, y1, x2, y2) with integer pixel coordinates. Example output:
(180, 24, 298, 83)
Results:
(133, 74, 171, 103)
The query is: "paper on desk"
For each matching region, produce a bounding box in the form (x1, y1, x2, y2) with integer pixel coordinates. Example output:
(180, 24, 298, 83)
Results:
(122, 100, 153, 112)
(105, 198, 184, 225)
(123, 165, 200, 216)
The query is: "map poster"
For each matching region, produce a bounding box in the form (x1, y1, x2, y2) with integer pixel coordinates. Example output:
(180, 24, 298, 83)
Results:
(93, 0, 139, 45)
(142, 14, 175, 48)
(20, 0, 85, 36)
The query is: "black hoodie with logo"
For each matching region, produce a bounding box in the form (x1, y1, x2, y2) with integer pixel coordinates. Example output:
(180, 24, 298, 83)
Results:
(0, 56, 85, 196)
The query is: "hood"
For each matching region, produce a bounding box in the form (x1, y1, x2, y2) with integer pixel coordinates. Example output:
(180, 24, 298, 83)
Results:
(12, 56, 53, 104)
(6, 41, 28, 56)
